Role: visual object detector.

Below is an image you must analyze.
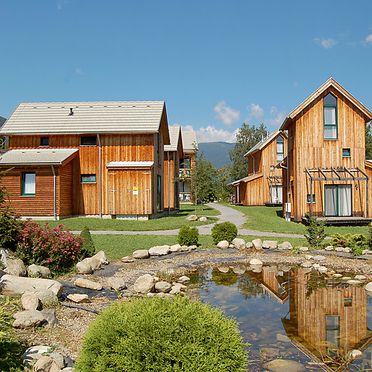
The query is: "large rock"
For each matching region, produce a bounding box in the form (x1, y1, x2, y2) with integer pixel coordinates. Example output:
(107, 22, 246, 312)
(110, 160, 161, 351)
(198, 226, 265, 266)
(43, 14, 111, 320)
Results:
(278, 241, 293, 250)
(93, 250, 109, 265)
(121, 256, 135, 263)
(132, 249, 150, 259)
(249, 258, 263, 266)
(27, 264, 51, 278)
(364, 282, 372, 293)
(76, 260, 93, 274)
(232, 238, 246, 249)
(107, 277, 127, 291)
(4, 258, 27, 276)
(40, 309, 57, 327)
(262, 240, 278, 249)
(133, 274, 155, 293)
(21, 292, 41, 311)
(198, 216, 208, 222)
(313, 255, 326, 261)
(155, 281, 172, 293)
(148, 245, 170, 256)
(169, 244, 182, 253)
(74, 278, 102, 291)
(217, 240, 229, 249)
(177, 275, 190, 284)
(13, 310, 46, 328)
(0, 275, 63, 296)
(170, 283, 187, 294)
(264, 359, 305, 372)
(76, 251, 109, 274)
(67, 294, 90, 303)
(186, 214, 198, 221)
(33, 355, 60, 372)
(252, 239, 263, 250)
(34, 290, 59, 308)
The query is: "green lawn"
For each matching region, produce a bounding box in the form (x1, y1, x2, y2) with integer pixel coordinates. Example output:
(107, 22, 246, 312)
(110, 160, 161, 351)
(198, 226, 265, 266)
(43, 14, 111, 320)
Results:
(230, 205, 369, 236)
(38, 204, 219, 232)
(93, 234, 308, 260)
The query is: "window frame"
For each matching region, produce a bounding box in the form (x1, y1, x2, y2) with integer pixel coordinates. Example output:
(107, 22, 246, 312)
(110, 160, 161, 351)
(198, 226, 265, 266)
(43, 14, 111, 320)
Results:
(21, 172, 36, 196)
(80, 174, 97, 184)
(342, 148, 351, 157)
(40, 137, 49, 146)
(306, 194, 316, 204)
(276, 135, 284, 162)
(80, 136, 97, 146)
(323, 93, 338, 140)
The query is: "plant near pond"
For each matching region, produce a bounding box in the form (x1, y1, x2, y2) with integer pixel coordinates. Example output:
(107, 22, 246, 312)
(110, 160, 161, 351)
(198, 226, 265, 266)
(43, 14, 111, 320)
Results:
(211, 222, 238, 244)
(304, 215, 326, 248)
(79, 227, 96, 258)
(17, 221, 82, 273)
(330, 233, 369, 256)
(177, 225, 199, 246)
(76, 297, 248, 372)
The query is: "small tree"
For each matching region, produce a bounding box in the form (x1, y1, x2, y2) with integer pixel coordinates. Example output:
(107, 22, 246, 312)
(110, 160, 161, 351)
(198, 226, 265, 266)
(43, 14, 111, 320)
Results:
(211, 222, 238, 244)
(80, 227, 96, 258)
(178, 225, 199, 246)
(304, 215, 326, 248)
(193, 155, 218, 204)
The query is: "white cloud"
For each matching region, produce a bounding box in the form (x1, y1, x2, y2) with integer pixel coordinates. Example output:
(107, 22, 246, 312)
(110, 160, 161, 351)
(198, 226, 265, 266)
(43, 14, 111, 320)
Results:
(366, 34, 372, 44)
(196, 126, 238, 143)
(248, 103, 264, 121)
(213, 101, 240, 127)
(314, 38, 337, 49)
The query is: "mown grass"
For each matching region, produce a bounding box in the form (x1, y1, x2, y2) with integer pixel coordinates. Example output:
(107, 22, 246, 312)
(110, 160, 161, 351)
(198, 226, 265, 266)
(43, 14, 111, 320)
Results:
(92, 234, 308, 260)
(38, 204, 219, 232)
(230, 205, 369, 236)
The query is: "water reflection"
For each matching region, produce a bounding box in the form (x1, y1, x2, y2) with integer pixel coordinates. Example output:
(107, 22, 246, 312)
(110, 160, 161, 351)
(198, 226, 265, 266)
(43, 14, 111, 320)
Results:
(195, 265, 371, 371)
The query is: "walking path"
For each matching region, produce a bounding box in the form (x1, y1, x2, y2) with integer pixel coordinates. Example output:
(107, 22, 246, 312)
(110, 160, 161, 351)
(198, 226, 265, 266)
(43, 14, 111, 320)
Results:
(74, 202, 304, 239)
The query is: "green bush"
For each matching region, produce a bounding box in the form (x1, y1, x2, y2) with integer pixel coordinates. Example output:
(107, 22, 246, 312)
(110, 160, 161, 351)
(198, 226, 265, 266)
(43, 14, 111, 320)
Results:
(211, 222, 238, 244)
(368, 223, 372, 248)
(76, 297, 248, 372)
(177, 225, 199, 246)
(304, 215, 326, 248)
(330, 233, 368, 256)
(79, 227, 96, 258)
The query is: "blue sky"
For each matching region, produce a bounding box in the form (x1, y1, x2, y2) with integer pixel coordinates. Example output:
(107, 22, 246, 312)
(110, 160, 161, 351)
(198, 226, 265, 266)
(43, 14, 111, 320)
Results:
(1, 0, 372, 142)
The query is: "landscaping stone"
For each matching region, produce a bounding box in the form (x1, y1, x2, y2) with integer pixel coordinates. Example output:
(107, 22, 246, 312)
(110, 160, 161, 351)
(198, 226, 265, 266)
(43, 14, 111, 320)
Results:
(324, 246, 334, 251)
(364, 282, 372, 293)
(4, 258, 27, 277)
(186, 214, 198, 221)
(362, 250, 372, 255)
(40, 309, 57, 327)
(199, 216, 207, 222)
(304, 254, 313, 260)
(76, 261, 93, 274)
(246, 242, 253, 248)
(74, 278, 102, 291)
(262, 240, 278, 249)
(188, 245, 197, 250)
(217, 266, 229, 273)
(49, 352, 65, 369)
(264, 359, 305, 372)
(34, 290, 59, 308)
(155, 281, 172, 293)
(170, 282, 186, 294)
(170, 244, 182, 252)
(347, 279, 362, 285)
(121, 256, 135, 263)
(335, 247, 344, 252)
(133, 274, 154, 293)
(232, 238, 246, 249)
(299, 247, 309, 252)
(317, 266, 327, 274)
(148, 245, 170, 256)
(342, 276, 352, 281)
(23, 345, 52, 365)
(312, 263, 320, 269)
(0, 275, 63, 296)
(278, 241, 292, 250)
(67, 294, 90, 303)
(355, 275, 367, 281)
(21, 292, 41, 311)
(349, 349, 362, 359)
(313, 255, 326, 261)
(33, 355, 55, 372)
(252, 239, 263, 250)
(177, 275, 190, 284)
(249, 258, 263, 266)
(13, 310, 46, 328)
(232, 266, 246, 275)
(27, 264, 51, 278)
(217, 240, 229, 249)
(107, 277, 127, 291)
(93, 250, 109, 265)
(301, 261, 312, 268)
(333, 273, 342, 278)
(132, 249, 150, 259)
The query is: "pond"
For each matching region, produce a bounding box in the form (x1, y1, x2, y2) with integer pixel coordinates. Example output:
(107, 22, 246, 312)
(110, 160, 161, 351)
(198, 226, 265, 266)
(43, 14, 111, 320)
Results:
(191, 265, 372, 371)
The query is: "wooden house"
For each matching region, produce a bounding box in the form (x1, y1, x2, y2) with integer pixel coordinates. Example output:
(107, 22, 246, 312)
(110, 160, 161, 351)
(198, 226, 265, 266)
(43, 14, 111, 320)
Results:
(232, 131, 287, 206)
(280, 78, 372, 222)
(179, 129, 197, 203)
(164, 125, 183, 212)
(0, 101, 171, 220)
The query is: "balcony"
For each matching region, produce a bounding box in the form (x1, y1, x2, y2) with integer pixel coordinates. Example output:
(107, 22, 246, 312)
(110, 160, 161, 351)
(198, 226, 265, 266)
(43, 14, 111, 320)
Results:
(179, 168, 191, 179)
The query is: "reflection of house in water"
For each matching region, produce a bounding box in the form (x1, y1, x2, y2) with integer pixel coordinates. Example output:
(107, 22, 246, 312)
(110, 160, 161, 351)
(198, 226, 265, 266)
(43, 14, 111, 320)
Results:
(282, 268, 371, 369)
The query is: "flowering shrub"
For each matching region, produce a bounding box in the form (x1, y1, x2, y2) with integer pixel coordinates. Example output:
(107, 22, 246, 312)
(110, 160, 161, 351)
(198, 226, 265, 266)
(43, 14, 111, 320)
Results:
(17, 221, 82, 273)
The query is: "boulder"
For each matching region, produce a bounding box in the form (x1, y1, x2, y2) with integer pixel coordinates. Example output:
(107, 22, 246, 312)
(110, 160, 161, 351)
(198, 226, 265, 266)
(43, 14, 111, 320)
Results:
(23, 345, 53, 365)
(132, 249, 150, 259)
(4, 258, 27, 277)
(301, 261, 312, 268)
(232, 238, 246, 249)
(304, 254, 313, 260)
(347, 279, 362, 285)
(355, 275, 367, 281)
(177, 275, 190, 284)
(133, 274, 154, 293)
(0, 275, 63, 296)
(27, 264, 51, 279)
(75, 260, 93, 274)
(198, 216, 208, 222)
(107, 277, 127, 291)
(170, 244, 182, 253)
(232, 266, 246, 275)
(121, 256, 135, 263)
(93, 250, 109, 265)
(349, 349, 362, 359)
(365, 282, 372, 293)
(40, 309, 57, 327)
(249, 258, 263, 266)
(170, 282, 186, 295)
(299, 247, 309, 252)
(252, 239, 263, 250)
(264, 359, 305, 372)
(313, 255, 326, 261)
(155, 281, 172, 293)
(67, 294, 90, 303)
(188, 245, 197, 250)
(21, 292, 41, 311)
(333, 273, 343, 278)
(217, 240, 229, 249)
(33, 355, 55, 372)
(324, 246, 334, 251)
(148, 245, 170, 256)
(262, 240, 278, 249)
(245, 242, 253, 248)
(362, 249, 372, 255)
(34, 290, 59, 308)
(217, 266, 229, 273)
(278, 241, 292, 250)
(186, 214, 198, 221)
(74, 278, 102, 291)
(13, 310, 46, 328)
(317, 266, 328, 274)
(49, 352, 65, 369)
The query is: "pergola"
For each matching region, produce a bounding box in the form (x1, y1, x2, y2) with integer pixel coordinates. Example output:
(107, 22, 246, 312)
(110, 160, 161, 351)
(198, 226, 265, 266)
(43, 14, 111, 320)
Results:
(304, 167, 369, 217)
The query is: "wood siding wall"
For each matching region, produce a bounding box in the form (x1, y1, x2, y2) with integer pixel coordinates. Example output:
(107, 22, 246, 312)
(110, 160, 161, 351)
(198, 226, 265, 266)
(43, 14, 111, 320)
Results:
(59, 162, 73, 216)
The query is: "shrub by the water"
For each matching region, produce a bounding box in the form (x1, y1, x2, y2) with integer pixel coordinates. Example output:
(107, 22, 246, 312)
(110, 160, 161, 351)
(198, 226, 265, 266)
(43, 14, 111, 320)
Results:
(211, 222, 238, 244)
(76, 297, 248, 372)
(304, 215, 326, 248)
(331, 233, 368, 256)
(177, 225, 199, 246)
(16, 221, 82, 273)
(79, 227, 96, 258)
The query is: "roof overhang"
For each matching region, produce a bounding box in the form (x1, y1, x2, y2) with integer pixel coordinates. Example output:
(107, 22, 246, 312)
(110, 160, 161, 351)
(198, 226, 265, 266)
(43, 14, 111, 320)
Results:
(106, 161, 154, 169)
(229, 172, 263, 186)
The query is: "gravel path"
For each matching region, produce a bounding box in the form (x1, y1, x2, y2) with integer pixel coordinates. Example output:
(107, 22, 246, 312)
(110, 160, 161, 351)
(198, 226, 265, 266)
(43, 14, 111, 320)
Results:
(72, 203, 305, 239)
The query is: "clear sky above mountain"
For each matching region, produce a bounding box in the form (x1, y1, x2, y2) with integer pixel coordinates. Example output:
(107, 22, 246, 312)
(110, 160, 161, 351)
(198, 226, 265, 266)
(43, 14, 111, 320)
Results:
(1, 0, 371, 142)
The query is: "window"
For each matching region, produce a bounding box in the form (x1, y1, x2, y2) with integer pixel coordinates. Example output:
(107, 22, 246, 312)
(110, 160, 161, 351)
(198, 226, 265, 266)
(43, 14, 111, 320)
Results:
(324, 93, 337, 140)
(307, 194, 315, 203)
(325, 315, 340, 348)
(21, 172, 36, 196)
(80, 174, 96, 184)
(40, 137, 49, 146)
(276, 135, 284, 161)
(80, 136, 97, 146)
(157, 175, 162, 211)
(342, 148, 351, 157)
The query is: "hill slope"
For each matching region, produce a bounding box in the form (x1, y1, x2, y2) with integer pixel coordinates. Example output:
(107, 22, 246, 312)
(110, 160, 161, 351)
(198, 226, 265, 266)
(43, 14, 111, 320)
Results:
(198, 142, 235, 169)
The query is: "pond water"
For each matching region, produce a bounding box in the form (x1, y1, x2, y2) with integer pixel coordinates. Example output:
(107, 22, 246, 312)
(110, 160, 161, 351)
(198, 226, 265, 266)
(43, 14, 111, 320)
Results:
(192, 265, 372, 371)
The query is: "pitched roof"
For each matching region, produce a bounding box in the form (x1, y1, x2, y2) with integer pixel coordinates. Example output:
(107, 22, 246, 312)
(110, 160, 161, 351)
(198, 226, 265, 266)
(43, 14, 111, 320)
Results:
(164, 125, 181, 152)
(244, 130, 284, 157)
(280, 78, 372, 130)
(0, 148, 78, 166)
(0, 101, 166, 135)
(181, 128, 198, 152)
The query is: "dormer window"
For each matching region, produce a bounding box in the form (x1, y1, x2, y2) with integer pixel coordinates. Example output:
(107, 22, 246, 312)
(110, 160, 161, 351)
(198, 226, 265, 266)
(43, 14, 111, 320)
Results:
(324, 93, 337, 140)
(276, 135, 284, 161)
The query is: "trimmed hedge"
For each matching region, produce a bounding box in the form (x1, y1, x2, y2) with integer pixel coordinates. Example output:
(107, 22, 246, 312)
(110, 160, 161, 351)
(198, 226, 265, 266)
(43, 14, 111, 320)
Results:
(211, 222, 238, 244)
(177, 225, 199, 246)
(76, 297, 248, 372)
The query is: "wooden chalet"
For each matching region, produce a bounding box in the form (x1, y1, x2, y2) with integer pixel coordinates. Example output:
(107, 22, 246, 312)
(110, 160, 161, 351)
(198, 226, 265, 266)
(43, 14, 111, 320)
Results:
(0, 101, 171, 220)
(232, 131, 287, 206)
(164, 125, 183, 212)
(280, 78, 372, 223)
